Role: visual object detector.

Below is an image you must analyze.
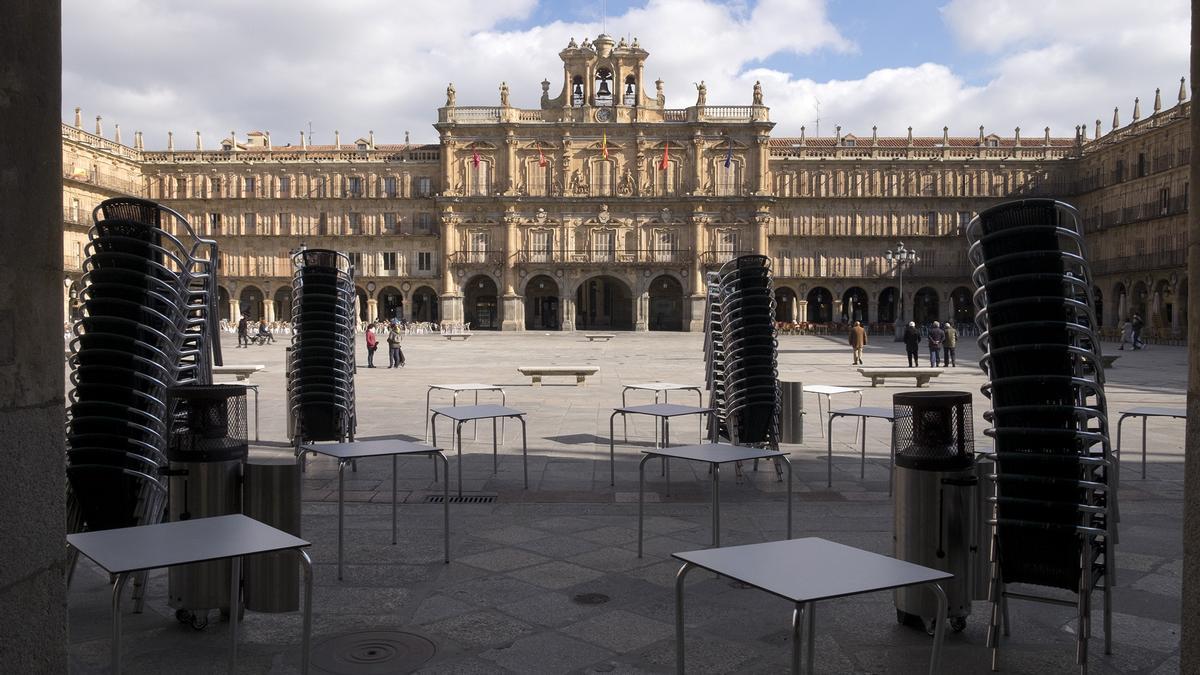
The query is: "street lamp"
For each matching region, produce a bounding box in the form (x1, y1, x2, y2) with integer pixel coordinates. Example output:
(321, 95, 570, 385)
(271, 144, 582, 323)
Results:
(884, 242, 918, 340)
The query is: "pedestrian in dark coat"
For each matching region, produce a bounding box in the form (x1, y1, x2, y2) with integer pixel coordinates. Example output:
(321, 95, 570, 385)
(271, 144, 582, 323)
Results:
(848, 321, 867, 365)
(903, 321, 921, 367)
(927, 322, 945, 367)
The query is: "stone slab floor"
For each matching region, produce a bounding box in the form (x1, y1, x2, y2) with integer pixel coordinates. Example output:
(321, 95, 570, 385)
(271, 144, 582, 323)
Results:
(66, 332, 1184, 673)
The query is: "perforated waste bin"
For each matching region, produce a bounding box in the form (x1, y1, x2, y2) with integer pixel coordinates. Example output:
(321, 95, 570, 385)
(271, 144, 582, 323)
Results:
(779, 380, 804, 443)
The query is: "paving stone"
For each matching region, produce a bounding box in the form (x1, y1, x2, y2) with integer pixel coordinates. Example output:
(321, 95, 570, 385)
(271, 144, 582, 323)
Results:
(496, 591, 597, 627)
(422, 609, 535, 648)
(562, 609, 675, 652)
(507, 560, 607, 590)
(480, 631, 613, 674)
(455, 547, 553, 572)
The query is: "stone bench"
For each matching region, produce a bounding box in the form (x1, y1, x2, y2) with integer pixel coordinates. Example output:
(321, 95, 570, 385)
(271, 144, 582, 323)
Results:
(444, 333, 472, 341)
(211, 364, 265, 381)
(585, 334, 616, 342)
(856, 367, 943, 388)
(517, 366, 599, 386)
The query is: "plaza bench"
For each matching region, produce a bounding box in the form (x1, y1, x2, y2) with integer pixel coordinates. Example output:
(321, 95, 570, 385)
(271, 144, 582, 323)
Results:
(585, 333, 616, 342)
(517, 366, 599, 386)
(211, 364, 265, 381)
(444, 333, 472, 341)
(856, 367, 943, 388)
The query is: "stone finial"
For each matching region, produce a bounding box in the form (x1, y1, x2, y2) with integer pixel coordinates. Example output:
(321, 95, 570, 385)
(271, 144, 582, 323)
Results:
(1112, 107, 1119, 130)
(113, 124, 121, 145)
(405, 130, 410, 145)
(1179, 76, 1187, 104)
(1095, 119, 1102, 138)
(978, 125, 985, 145)
(134, 131, 143, 150)
(1074, 125, 1081, 144)
(1154, 88, 1162, 114)
(334, 130, 341, 149)
(196, 131, 202, 151)
(835, 125, 842, 144)
(73, 107, 82, 128)
(1044, 126, 1050, 145)
(568, 37, 577, 48)
(265, 131, 272, 150)
(1132, 97, 1141, 122)
(230, 130, 236, 147)
(907, 126, 913, 146)
(799, 125, 805, 145)
(942, 126, 949, 146)
(368, 130, 374, 149)
(871, 125, 878, 145)
(300, 130, 307, 149)
(1014, 126, 1021, 146)
(95, 115, 102, 136)
(167, 131, 174, 151)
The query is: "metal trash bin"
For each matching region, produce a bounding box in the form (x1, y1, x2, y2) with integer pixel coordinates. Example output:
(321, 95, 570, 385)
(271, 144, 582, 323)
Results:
(892, 391, 980, 634)
(243, 450, 301, 612)
(779, 380, 804, 443)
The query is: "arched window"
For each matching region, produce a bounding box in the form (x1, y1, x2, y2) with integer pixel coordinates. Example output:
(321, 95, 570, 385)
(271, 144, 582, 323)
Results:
(470, 160, 491, 196)
(654, 155, 678, 196)
(591, 160, 615, 196)
(527, 157, 551, 196)
(715, 159, 740, 196)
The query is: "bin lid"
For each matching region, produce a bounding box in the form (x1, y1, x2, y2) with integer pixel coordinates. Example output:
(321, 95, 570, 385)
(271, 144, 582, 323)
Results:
(895, 446, 975, 471)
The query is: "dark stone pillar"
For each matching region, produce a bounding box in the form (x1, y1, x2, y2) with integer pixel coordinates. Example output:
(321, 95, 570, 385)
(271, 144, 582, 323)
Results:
(0, 1, 67, 672)
(1184, 3, 1200, 668)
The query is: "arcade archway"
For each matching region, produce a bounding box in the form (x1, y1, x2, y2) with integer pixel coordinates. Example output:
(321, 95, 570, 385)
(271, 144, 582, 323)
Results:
(913, 287, 940, 326)
(525, 275, 560, 330)
(412, 286, 439, 323)
(841, 287, 868, 324)
(806, 287, 833, 323)
(648, 275, 684, 331)
(576, 275, 633, 330)
(464, 275, 499, 330)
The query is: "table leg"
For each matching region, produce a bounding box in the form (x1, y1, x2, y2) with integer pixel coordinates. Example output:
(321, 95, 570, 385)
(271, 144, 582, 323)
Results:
(252, 386, 260, 442)
(781, 455, 793, 539)
(861, 418, 868, 479)
(392, 454, 398, 545)
(675, 562, 694, 675)
(519, 416, 528, 490)
(805, 602, 815, 675)
(695, 388, 704, 443)
(791, 603, 803, 675)
(928, 582, 949, 675)
(622, 388, 630, 442)
(456, 422, 464, 498)
(299, 549, 314, 674)
(431, 414, 439, 482)
(1142, 416, 1148, 479)
(609, 412, 618, 487)
(656, 391, 663, 448)
(229, 555, 242, 673)
(816, 394, 825, 438)
(438, 452, 450, 563)
(827, 414, 835, 488)
(338, 460, 346, 580)
(492, 417, 498, 475)
(711, 462, 720, 548)
(424, 387, 433, 442)
(474, 390, 480, 440)
(499, 389, 507, 445)
(111, 572, 130, 674)
(889, 421, 896, 497)
(638, 454, 653, 557)
(664, 418, 671, 495)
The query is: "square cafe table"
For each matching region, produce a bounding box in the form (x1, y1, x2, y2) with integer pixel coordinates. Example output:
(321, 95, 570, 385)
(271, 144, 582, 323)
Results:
(1116, 406, 1186, 479)
(424, 383, 507, 443)
(803, 384, 864, 438)
(608, 403, 716, 487)
(431, 404, 528, 496)
(67, 514, 314, 674)
(673, 537, 951, 675)
(827, 406, 904, 494)
(637, 443, 792, 557)
(621, 382, 706, 444)
(301, 439, 450, 580)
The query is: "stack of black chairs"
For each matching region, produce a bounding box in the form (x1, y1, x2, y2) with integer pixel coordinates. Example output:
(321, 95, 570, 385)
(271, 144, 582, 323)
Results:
(289, 248, 357, 450)
(967, 198, 1114, 673)
(704, 255, 781, 453)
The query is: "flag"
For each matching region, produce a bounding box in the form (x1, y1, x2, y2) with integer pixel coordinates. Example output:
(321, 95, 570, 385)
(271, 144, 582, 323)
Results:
(659, 142, 669, 170)
(724, 143, 733, 168)
(472, 147, 480, 167)
(601, 133, 608, 159)
(538, 146, 547, 167)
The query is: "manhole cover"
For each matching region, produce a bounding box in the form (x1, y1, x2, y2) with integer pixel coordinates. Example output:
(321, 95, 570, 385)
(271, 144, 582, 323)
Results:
(311, 630, 436, 674)
(573, 592, 610, 605)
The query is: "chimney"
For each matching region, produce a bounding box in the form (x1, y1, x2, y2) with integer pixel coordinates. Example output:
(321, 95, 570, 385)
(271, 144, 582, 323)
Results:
(167, 131, 174, 151)
(94, 115, 102, 137)
(942, 126, 949, 146)
(405, 130, 411, 145)
(1179, 76, 1188, 105)
(300, 130, 306, 149)
(835, 125, 841, 145)
(134, 131, 143, 150)
(799, 125, 805, 146)
(73, 107, 82, 128)
(230, 130, 236, 148)
(978, 125, 985, 145)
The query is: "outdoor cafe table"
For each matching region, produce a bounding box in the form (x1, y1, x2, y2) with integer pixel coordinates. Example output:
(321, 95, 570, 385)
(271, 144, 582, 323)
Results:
(608, 403, 716, 486)
(1116, 406, 1186, 479)
(430, 404, 528, 496)
(621, 382, 706, 444)
(673, 537, 951, 675)
(827, 406, 903, 494)
(300, 439, 450, 580)
(424, 383, 507, 443)
(67, 514, 313, 674)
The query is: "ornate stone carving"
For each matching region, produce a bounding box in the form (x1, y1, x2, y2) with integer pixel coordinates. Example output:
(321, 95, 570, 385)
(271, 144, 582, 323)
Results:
(445, 83, 455, 107)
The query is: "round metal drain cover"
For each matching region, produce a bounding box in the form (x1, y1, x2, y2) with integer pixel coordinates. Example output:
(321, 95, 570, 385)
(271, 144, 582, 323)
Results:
(573, 592, 610, 605)
(311, 630, 436, 674)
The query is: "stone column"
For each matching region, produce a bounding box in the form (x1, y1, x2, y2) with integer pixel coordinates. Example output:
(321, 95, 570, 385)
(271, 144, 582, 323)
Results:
(367, 298, 378, 322)
(561, 295, 576, 332)
(635, 291, 650, 331)
(501, 214, 522, 331)
(0, 3, 67, 671)
(688, 215, 707, 331)
(439, 213, 461, 328)
(263, 290, 276, 323)
(1183, 11, 1200, 669)
(229, 297, 241, 323)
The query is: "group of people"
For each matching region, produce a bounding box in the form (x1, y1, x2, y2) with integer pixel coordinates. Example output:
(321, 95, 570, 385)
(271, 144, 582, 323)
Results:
(364, 321, 406, 368)
(1118, 314, 1147, 351)
(235, 316, 277, 347)
(847, 319, 959, 368)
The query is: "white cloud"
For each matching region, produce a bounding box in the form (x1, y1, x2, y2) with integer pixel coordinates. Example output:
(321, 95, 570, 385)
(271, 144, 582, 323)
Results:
(62, 0, 1188, 148)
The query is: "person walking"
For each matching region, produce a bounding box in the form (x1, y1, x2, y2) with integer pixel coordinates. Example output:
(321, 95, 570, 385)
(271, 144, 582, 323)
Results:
(236, 315, 249, 348)
(1131, 314, 1146, 349)
(386, 321, 405, 368)
(1118, 318, 1134, 350)
(903, 321, 921, 367)
(848, 321, 867, 365)
(927, 321, 945, 367)
(364, 322, 378, 368)
(942, 322, 957, 367)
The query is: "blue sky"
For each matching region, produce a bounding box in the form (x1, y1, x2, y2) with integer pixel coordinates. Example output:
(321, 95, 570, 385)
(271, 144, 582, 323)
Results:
(62, 0, 1189, 147)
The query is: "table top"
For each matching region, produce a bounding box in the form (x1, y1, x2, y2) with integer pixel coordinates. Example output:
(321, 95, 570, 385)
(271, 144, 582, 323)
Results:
(829, 406, 900, 420)
(301, 439, 442, 459)
(642, 443, 787, 464)
(1120, 406, 1186, 418)
(614, 403, 713, 417)
(212, 364, 265, 373)
(428, 383, 503, 392)
(67, 514, 309, 575)
(624, 382, 701, 392)
(804, 385, 862, 395)
(431, 404, 526, 421)
(673, 537, 952, 604)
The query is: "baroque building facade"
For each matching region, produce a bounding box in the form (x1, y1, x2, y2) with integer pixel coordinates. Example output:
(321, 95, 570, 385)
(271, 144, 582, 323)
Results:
(60, 35, 1191, 339)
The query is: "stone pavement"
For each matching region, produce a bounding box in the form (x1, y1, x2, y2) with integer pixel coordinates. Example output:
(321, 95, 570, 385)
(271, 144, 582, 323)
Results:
(67, 332, 1185, 673)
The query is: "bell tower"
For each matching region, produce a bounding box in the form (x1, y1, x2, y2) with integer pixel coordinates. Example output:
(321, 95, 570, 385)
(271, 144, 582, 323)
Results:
(544, 35, 658, 116)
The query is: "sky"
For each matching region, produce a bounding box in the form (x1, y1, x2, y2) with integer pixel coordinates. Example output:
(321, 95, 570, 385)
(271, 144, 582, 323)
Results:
(62, 0, 1190, 150)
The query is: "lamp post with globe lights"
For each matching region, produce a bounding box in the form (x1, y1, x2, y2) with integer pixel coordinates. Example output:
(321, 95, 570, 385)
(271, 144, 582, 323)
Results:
(885, 242, 918, 340)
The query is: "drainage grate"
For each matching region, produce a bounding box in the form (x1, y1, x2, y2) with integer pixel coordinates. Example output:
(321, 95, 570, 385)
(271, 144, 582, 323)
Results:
(425, 494, 497, 504)
(311, 629, 436, 674)
(572, 592, 611, 605)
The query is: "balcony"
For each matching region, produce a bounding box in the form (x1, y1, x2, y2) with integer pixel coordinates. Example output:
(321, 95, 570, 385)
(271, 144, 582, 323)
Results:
(63, 166, 144, 196)
(64, 254, 83, 272)
(698, 250, 756, 267)
(448, 251, 504, 266)
(64, 208, 89, 227)
(1091, 249, 1186, 276)
(515, 248, 694, 265)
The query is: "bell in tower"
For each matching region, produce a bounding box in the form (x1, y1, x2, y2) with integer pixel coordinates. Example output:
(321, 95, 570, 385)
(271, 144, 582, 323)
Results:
(594, 67, 614, 106)
(598, 78, 612, 98)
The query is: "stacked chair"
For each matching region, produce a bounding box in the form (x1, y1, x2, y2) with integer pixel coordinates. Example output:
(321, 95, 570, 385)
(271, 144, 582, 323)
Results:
(65, 197, 222, 601)
(289, 248, 357, 452)
(703, 255, 782, 468)
(967, 198, 1114, 673)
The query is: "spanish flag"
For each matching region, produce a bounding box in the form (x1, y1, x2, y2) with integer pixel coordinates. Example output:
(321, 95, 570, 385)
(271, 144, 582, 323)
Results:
(659, 142, 669, 170)
(472, 147, 480, 167)
(601, 133, 608, 159)
(538, 146, 547, 167)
